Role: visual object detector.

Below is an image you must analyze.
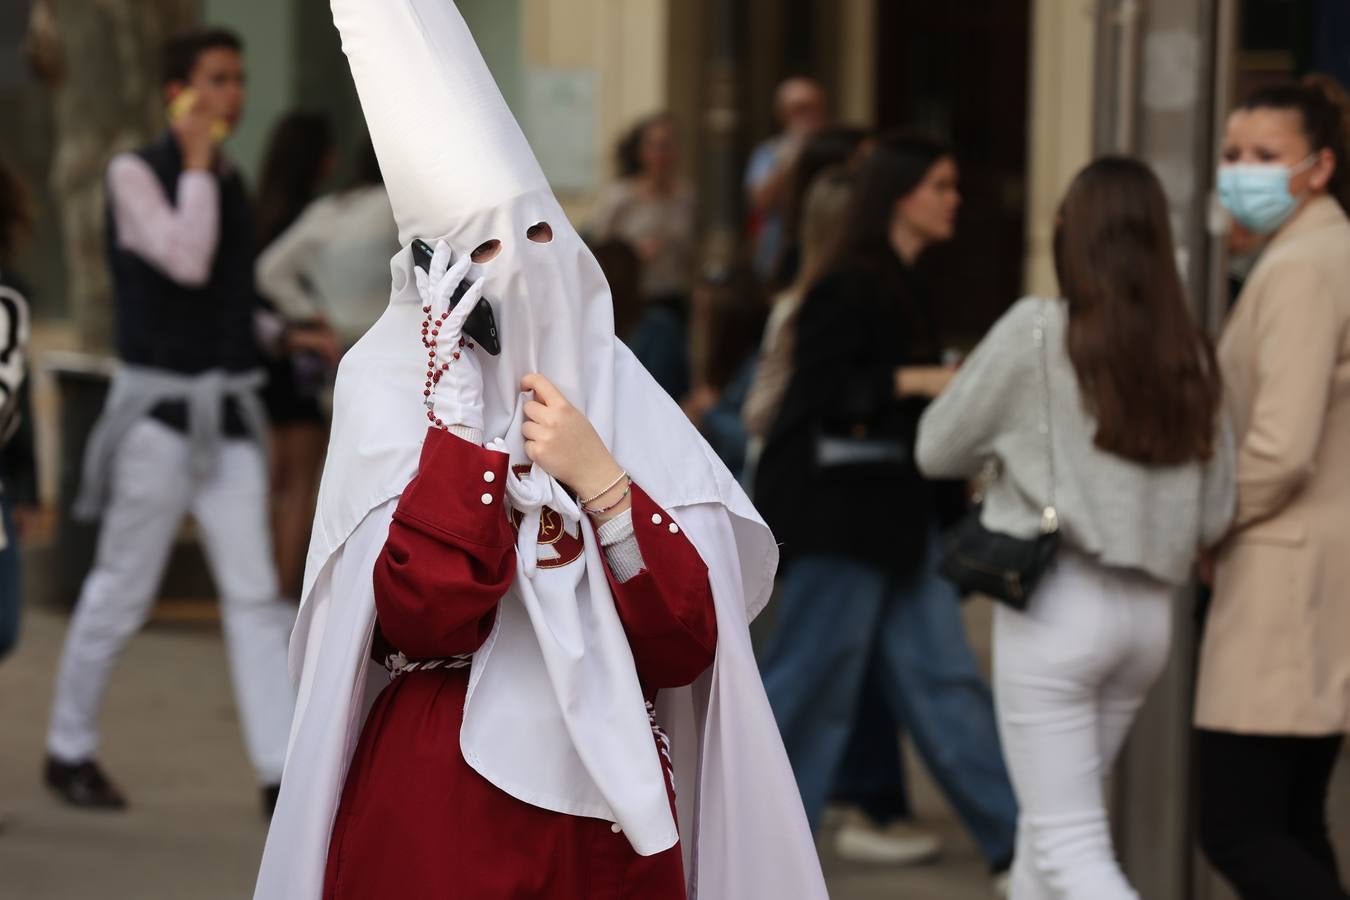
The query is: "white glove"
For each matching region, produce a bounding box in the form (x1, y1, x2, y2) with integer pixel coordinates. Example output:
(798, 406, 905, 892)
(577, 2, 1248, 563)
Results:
(415, 240, 488, 442)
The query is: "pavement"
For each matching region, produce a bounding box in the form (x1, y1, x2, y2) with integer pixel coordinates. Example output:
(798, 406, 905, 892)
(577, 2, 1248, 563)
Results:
(3, 602, 1344, 900)
(0, 605, 1001, 899)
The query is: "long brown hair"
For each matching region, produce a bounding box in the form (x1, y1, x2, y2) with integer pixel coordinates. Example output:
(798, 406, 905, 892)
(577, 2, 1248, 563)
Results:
(790, 166, 856, 301)
(615, 113, 673, 179)
(839, 133, 952, 270)
(773, 126, 869, 286)
(1055, 157, 1221, 465)
(254, 112, 334, 249)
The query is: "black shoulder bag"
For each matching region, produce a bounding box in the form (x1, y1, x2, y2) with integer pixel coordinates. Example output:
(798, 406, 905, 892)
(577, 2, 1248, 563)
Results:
(938, 300, 1060, 610)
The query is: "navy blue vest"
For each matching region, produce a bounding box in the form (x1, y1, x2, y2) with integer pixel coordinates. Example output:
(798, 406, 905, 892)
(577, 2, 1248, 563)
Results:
(107, 134, 259, 373)
(106, 134, 259, 431)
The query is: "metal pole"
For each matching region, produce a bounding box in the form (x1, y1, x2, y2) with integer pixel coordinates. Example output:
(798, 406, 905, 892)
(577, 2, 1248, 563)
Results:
(699, 0, 745, 283)
(1100, 1, 1228, 897)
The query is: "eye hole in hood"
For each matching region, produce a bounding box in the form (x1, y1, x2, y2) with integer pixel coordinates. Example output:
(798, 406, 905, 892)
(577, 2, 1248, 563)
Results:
(526, 222, 553, 244)
(471, 239, 502, 263)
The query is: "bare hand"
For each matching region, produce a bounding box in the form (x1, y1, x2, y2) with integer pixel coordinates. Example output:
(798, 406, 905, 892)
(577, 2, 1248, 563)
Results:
(895, 365, 958, 399)
(171, 91, 215, 170)
(285, 323, 343, 368)
(12, 505, 43, 541)
(520, 373, 623, 502)
(680, 383, 720, 426)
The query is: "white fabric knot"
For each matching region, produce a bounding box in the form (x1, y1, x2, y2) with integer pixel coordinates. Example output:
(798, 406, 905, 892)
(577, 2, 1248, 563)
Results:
(489, 439, 580, 577)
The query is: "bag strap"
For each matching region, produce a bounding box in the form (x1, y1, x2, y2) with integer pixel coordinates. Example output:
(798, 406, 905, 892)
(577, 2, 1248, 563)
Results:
(1034, 299, 1058, 534)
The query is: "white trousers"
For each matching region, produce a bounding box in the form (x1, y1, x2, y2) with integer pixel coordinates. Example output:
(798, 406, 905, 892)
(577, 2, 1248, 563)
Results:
(48, 419, 296, 783)
(993, 551, 1172, 900)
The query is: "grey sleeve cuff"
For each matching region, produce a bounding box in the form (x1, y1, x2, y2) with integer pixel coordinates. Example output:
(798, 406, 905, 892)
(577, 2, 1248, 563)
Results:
(447, 424, 483, 445)
(596, 509, 645, 583)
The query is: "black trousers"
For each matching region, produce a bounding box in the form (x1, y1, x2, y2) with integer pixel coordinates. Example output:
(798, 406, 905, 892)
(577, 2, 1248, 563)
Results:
(1196, 728, 1348, 900)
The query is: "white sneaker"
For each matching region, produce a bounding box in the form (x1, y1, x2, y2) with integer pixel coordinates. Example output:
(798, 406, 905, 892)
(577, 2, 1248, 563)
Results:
(832, 809, 943, 866)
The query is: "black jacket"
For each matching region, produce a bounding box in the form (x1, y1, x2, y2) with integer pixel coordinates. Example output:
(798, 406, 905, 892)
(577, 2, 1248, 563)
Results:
(754, 256, 950, 575)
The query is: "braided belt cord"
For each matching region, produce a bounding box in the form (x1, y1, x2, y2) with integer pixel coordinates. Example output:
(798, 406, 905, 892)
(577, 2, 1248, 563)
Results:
(646, 700, 674, 778)
(383, 650, 473, 679)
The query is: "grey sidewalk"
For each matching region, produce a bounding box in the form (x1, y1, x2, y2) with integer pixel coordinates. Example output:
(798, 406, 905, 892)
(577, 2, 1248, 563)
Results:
(0, 607, 997, 899)
(11, 602, 1340, 899)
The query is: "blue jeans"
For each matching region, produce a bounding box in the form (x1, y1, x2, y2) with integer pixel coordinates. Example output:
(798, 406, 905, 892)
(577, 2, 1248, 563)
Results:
(760, 533, 1018, 867)
(831, 652, 913, 823)
(0, 494, 21, 661)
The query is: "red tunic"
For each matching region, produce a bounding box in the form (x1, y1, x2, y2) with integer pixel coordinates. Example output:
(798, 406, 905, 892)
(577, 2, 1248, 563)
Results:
(323, 428, 717, 900)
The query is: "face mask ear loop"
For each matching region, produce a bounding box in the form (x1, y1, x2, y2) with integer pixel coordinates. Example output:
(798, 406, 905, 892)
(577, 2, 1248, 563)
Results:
(1285, 155, 1317, 206)
(1290, 153, 1319, 176)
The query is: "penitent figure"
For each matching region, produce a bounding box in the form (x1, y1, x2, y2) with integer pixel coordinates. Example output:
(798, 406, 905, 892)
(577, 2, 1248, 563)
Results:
(253, 2, 827, 899)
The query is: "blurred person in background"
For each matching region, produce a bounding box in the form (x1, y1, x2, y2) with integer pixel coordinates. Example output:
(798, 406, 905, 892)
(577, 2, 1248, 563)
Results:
(745, 76, 830, 281)
(0, 157, 36, 664)
(44, 28, 296, 817)
(745, 161, 941, 865)
(588, 113, 695, 312)
(744, 153, 862, 464)
(918, 157, 1235, 899)
(257, 137, 397, 349)
(589, 114, 695, 402)
(682, 262, 766, 481)
(1196, 75, 1350, 900)
(253, 112, 344, 600)
(592, 238, 689, 399)
(769, 125, 871, 290)
(256, 132, 392, 599)
(755, 133, 1018, 888)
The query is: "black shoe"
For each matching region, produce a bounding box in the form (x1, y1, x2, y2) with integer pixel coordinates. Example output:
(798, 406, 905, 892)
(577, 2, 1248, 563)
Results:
(44, 756, 127, 810)
(262, 784, 281, 820)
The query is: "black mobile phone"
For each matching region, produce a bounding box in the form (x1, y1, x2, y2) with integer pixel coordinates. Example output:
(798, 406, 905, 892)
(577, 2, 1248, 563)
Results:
(410, 238, 501, 356)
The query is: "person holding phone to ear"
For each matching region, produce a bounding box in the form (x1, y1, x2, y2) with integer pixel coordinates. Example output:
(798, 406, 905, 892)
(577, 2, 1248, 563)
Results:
(44, 28, 297, 820)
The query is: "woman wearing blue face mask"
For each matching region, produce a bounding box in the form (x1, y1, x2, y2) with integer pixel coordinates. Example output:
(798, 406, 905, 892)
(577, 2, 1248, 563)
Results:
(1196, 74, 1350, 900)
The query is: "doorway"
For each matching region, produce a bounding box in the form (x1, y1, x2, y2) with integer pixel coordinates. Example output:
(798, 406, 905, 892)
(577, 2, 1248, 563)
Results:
(874, 2, 1032, 343)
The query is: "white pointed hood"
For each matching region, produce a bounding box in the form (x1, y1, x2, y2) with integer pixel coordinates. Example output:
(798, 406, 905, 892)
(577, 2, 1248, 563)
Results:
(334, 0, 547, 244)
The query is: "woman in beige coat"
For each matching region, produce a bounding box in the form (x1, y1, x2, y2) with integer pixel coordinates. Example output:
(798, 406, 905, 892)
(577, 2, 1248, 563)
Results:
(1196, 75, 1350, 900)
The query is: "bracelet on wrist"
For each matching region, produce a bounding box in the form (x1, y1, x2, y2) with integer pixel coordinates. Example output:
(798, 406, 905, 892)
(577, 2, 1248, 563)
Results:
(579, 469, 628, 507)
(583, 481, 631, 517)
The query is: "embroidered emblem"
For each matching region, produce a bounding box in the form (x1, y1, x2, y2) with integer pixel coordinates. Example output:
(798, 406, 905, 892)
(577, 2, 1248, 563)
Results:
(509, 464, 585, 568)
